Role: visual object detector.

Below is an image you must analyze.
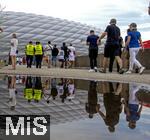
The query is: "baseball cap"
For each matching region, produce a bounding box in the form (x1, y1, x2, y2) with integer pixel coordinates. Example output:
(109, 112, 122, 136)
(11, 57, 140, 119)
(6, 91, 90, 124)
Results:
(109, 18, 117, 24)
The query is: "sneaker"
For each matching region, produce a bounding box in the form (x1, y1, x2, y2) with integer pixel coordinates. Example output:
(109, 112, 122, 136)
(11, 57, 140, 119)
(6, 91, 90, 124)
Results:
(99, 69, 106, 73)
(139, 67, 145, 74)
(94, 67, 98, 72)
(126, 70, 132, 74)
(119, 69, 124, 74)
(135, 68, 139, 73)
(89, 69, 95, 72)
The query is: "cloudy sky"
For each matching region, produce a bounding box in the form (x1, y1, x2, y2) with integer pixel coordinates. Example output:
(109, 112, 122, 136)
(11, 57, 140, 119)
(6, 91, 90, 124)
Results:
(0, 0, 150, 40)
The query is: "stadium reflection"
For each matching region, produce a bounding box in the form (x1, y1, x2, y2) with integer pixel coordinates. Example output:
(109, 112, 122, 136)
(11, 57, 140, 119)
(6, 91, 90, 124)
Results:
(0, 75, 150, 140)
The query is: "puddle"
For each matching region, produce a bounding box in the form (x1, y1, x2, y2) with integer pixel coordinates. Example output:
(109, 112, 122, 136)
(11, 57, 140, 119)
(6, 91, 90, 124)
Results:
(0, 75, 150, 140)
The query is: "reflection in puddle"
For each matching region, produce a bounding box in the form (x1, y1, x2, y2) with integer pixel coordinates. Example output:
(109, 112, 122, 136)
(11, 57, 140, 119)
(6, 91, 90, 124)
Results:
(0, 75, 150, 139)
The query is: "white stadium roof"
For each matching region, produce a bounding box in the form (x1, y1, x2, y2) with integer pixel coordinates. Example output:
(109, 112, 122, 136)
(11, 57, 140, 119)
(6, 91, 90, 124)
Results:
(0, 11, 101, 58)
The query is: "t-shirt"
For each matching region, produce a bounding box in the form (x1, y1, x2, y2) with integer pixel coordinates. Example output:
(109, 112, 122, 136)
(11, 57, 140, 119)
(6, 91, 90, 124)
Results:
(52, 48, 59, 56)
(44, 44, 53, 56)
(58, 50, 64, 60)
(68, 46, 75, 61)
(128, 31, 141, 48)
(11, 38, 18, 48)
(105, 25, 120, 45)
(57, 85, 64, 95)
(68, 46, 75, 56)
(127, 104, 140, 121)
(61, 46, 69, 57)
(10, 38, 18, 53)
(86, 34, 99, 49)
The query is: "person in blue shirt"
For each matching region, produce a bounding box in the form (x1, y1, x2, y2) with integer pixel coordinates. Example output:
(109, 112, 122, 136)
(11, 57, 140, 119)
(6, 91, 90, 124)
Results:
(125, 23, 145, 74)
(85, 81, 98, 118)
(86, 30, 99, 72)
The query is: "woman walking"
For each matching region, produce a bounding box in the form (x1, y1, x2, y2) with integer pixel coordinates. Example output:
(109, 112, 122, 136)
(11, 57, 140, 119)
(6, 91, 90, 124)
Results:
(10, 33, 18, 70)
(125, 23, 145, 74)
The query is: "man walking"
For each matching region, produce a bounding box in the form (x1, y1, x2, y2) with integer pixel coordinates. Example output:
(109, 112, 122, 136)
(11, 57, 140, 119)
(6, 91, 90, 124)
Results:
(86, 30, 99, 72)
(98, 19, 124, 74)
(52, 44, 59, 67)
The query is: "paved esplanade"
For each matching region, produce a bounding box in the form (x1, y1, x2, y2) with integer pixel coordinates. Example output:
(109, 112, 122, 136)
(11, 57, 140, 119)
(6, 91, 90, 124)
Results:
(0, 65, 150, 84)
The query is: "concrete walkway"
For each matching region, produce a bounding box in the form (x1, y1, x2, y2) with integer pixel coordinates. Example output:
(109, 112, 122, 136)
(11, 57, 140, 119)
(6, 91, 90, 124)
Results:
(0, 65, 150, 84)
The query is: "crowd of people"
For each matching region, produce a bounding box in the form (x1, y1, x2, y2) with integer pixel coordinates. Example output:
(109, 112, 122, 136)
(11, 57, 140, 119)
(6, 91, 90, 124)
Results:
(86, 19, 145, 74)
(0, 18, 146, 75)
(7, 33, 76, 69)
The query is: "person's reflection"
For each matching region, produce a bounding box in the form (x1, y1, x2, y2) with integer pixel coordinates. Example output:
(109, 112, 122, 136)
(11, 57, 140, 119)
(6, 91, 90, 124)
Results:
(8, 75, 17, 110)
(33, 77, 43, 103)
(67, 79, 75, 101)
(60, 79, 69, 103)
(85, 81, 97, 119)
(51, 78, 58, 100)
(96, 82, 123, 133)
(24, 76, 33, 103)
(57, 78, 64, 99)
(43, 78, 51, 104)
(123, 83, 142, 129)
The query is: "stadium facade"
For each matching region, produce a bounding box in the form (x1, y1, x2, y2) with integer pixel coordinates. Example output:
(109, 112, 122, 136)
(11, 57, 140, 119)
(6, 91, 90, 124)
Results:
(0, 11, 101, 58)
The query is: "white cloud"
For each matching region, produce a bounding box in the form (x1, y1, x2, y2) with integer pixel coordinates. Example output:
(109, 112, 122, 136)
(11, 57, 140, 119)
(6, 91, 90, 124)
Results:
(1, 0, 150, 40)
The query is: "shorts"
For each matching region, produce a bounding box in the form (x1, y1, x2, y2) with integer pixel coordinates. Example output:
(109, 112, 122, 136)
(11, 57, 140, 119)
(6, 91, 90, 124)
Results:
(42, 56, 49, 63)
(59, 59, 64, 62)
(10, 50, 17, 56)
(52, 56, 57, 61)
(64, 56, 69, 61)
(104, 44, 121, 58)
(124, 50, 130, 59)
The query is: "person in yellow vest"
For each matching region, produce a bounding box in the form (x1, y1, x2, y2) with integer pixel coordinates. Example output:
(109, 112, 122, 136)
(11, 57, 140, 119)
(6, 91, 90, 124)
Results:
(34, 41, 44, 68)
(24, 76, 33, 103)
(33, 77, 43, 102)
(25, 41, 34, 68)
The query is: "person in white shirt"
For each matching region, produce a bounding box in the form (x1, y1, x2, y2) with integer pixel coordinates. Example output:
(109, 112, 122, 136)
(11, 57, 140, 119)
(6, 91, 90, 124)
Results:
(68, 43, 76, 68)
(10, 33, 18, 70)
(44, 41, 53, 68)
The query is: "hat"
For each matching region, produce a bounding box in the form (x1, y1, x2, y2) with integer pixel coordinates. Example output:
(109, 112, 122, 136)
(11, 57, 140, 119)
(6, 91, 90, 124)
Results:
(129, 23, 137, 30)
(109, 18, 117, 24)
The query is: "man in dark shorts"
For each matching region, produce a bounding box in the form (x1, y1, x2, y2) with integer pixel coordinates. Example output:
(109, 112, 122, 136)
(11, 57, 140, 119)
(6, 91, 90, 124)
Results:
(86, 30, 99, 72)
(109, 36, 123, 72)
(98, 19, 124, 74)
(96, 82, 123, 132)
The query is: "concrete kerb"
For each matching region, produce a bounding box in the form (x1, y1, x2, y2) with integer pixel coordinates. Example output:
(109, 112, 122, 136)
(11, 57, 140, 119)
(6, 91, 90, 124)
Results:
(0, 65, 150, 85)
